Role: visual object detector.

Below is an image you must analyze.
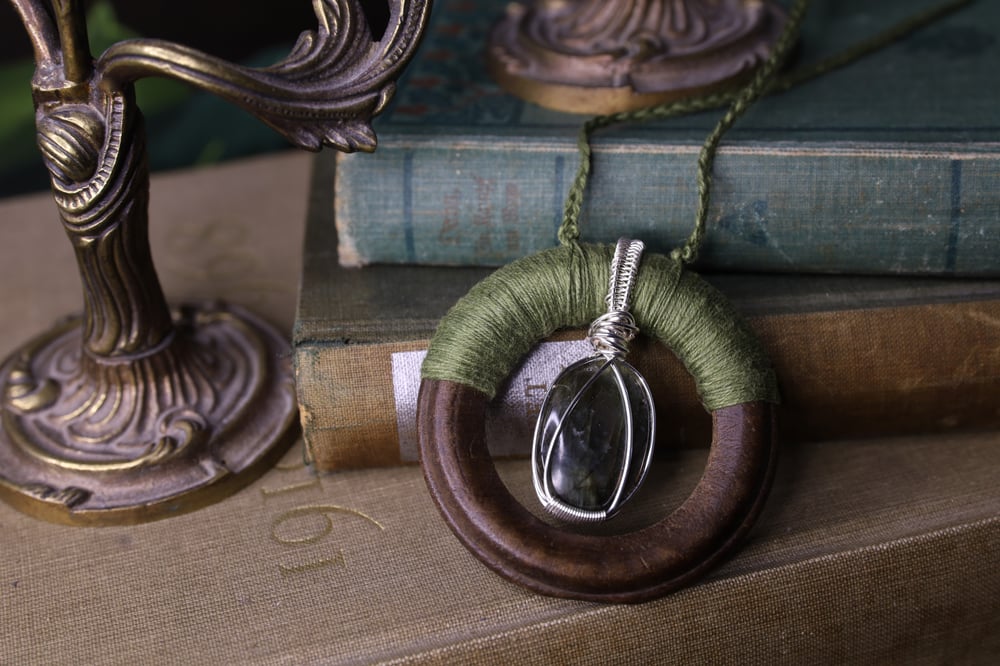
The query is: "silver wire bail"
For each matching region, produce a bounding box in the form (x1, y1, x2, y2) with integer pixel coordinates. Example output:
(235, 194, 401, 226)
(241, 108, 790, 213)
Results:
(588, 238, 645, 357)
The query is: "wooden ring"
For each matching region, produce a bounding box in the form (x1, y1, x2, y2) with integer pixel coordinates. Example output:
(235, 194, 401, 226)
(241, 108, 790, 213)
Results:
(417, 246, 777, 602)
(419, 382, 775, 603)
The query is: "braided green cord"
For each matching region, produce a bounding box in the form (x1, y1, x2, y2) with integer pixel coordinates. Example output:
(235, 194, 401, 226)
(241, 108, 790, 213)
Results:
(679, 0, 808, 264)
(557, 0, 973, 260)
(770, 0, 973, 95)
(556, 89, 737, 246)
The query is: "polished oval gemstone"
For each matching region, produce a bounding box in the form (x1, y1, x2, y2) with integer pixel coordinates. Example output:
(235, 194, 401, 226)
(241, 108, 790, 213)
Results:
(532, 356, 655, 520)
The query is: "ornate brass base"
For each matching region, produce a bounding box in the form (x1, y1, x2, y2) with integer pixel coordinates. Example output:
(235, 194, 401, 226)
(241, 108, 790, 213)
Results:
(0, 302, 297, 525)
(487, 0, 787, 114)
(6, 0, 430, 525)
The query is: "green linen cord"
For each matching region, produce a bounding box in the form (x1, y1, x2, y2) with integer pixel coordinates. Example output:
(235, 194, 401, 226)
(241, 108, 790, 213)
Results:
(422, 0, 970, 408)
(557, 0, 970, 261)
(559, 0, 809, 260)
(422, 242, 779, 409)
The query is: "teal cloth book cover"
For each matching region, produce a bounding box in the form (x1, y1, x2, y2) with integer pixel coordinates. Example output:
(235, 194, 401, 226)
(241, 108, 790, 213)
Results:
(335, 0, 1000, 275)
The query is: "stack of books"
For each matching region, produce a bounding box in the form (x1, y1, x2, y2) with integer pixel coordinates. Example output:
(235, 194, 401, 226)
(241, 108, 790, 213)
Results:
(298, 0, 1000, 470)
(289, 0, 1000, 659)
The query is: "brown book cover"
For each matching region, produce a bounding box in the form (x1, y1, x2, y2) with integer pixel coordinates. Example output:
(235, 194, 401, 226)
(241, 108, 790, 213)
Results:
(297, 154, 1000, 472)
(3, 152, 998, 663)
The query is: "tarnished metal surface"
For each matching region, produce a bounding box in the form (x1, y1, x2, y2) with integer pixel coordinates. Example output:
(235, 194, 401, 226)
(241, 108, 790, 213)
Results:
(488, 0, 785, 113)
(1, 0, 430, 524)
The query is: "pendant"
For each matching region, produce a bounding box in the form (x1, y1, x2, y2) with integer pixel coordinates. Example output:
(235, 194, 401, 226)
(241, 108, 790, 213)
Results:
(532, 239, 656, 522)
(418, 240, 778, 601)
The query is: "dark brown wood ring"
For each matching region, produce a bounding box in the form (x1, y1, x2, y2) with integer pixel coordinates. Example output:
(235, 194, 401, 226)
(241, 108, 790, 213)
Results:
(418, 379, 777, 603)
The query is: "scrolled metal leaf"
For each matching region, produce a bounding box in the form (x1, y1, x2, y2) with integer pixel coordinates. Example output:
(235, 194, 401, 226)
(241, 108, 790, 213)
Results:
(96, 0, 431, 152)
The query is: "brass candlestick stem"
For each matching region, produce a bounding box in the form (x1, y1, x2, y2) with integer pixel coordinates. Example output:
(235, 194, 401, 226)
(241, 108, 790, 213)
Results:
(488, 0, 786, 114)
(1, 0, 430, 524)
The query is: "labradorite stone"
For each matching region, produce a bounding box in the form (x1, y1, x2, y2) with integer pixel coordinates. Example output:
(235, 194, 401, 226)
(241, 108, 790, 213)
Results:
(535, 356, 654, 512)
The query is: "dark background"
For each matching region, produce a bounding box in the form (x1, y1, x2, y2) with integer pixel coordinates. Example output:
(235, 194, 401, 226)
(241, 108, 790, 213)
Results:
(0, 0, 391, 195)
(1, 1, 317, 61)
(1, 1, 392, 60)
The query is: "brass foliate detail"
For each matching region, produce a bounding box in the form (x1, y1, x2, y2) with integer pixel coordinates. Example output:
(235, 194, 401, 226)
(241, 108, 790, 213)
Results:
(487, 0, 786, 114)
(5, 306, 269, 472)
(98, 0, 431, 153)
(35, 105, 105, 183)
(0, 304, 298, 525)
(2, 0, 431, 524)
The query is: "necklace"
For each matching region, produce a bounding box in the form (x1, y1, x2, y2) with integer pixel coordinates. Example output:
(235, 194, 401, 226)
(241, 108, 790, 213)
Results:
(415, 0, 963, 602)
(532, 238, 656, 523)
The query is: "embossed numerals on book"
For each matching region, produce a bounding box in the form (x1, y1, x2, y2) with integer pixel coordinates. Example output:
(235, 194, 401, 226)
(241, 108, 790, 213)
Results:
(260, 450, 384, 577)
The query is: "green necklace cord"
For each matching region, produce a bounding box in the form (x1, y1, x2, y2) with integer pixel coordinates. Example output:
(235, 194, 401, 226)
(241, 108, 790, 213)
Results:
(421, 242, 778, 409)
(422, 0, 971, 410)
(557, 0, 974, 264)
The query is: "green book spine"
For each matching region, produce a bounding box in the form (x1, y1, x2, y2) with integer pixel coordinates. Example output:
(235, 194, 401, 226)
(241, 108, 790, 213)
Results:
(335, 0, 1000, 276)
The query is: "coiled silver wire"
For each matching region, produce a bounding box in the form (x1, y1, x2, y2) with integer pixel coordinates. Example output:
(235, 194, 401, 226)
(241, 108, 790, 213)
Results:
(588, 238, 645, 357)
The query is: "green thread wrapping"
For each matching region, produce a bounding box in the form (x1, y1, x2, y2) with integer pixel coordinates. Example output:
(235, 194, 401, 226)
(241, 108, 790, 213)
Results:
(422, 243, 779, 410)
(423, 0, 969, 409)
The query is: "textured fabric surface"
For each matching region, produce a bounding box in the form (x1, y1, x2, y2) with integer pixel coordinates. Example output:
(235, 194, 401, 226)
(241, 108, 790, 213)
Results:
(2, 152, 998, 664)
(298, 341, 428, 470)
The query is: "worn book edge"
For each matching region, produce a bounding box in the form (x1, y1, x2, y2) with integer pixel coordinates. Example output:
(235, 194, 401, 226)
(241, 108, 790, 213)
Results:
(298, 298, 1000, 471)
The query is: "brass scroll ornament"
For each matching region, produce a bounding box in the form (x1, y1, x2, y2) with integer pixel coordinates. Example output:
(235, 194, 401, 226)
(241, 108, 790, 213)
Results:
(0, 0, 431, 524)
(488, 0, 786, 114)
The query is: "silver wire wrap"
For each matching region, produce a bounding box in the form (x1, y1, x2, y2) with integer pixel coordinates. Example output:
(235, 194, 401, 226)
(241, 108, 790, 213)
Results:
(588, 238, 645, 357)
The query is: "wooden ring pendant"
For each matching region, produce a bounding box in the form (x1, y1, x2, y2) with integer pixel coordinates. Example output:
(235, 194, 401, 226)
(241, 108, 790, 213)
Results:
(417, 248, 777, 603)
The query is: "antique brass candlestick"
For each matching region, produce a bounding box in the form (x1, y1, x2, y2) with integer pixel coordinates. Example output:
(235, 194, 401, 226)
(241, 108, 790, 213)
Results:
(1, 0, 430, 524)
(488, 0, 786, 113)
